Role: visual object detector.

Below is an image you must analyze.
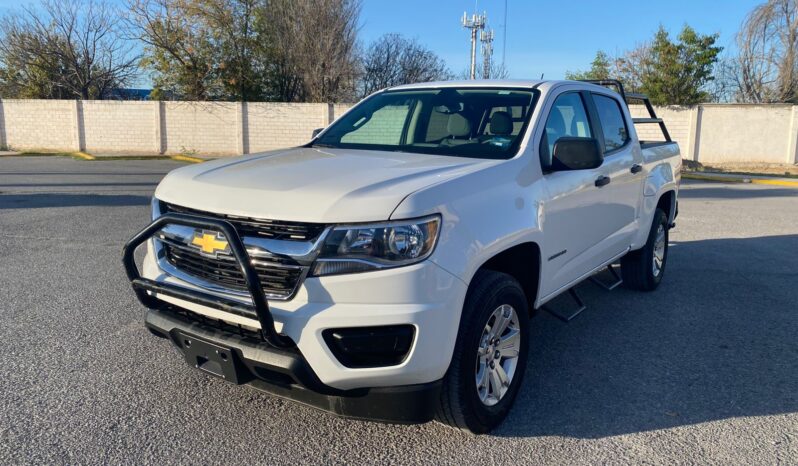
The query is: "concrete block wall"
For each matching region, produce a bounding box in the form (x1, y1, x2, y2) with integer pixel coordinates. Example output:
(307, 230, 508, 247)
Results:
(247, 103, 327, 153)
(0, 98, 797, 164)
(82, 101, 158, 153)
(0, 99, 76, 151)
(162, 102, 238, 155)
(695, 105, 794, 164)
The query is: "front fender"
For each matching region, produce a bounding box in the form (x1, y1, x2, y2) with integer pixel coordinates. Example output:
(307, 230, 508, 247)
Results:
(391, 158, 545, 286)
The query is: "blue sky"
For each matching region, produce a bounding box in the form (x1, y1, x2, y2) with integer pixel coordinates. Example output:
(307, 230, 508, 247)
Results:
(0, 0, 760, 80)
(360, 0, 758, 79)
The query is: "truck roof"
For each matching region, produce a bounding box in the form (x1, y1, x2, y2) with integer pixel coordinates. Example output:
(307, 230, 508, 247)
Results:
(388, 79, 547, 90)
(386, 79, 623, 93)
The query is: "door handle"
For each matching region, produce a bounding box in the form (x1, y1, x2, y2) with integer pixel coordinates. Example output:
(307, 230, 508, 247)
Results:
(630, 164, 643, 174)
(595, 175, 611, 187)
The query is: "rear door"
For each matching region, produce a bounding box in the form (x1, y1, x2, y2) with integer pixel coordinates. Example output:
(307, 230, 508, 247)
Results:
(588, 92, 645, 253)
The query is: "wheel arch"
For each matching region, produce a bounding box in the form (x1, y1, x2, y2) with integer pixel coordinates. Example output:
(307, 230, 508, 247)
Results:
(471, 242, 541, 312)
(656, 189, 677, 224)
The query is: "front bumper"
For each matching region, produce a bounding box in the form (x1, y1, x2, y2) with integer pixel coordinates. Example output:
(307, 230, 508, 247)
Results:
(146, 306, 442, 423)
(124, 212, 467, 396)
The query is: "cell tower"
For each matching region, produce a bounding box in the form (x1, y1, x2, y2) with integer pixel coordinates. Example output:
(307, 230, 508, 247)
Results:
(481, 28, 495, 79)
(462, 12, 486, 80)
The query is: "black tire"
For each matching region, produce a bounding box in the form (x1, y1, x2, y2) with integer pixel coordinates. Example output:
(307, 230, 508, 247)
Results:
(436, 270, 530, 433)
(621, 208, 669, 291)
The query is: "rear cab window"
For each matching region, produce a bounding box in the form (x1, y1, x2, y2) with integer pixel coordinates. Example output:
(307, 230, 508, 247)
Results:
(592, 93, 630, 153)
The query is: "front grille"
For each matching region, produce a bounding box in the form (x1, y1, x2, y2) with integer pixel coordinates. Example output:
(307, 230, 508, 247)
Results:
(162, 202, 325, 241)
(157, 202, 321, 300)
(160, 238, 305, 299)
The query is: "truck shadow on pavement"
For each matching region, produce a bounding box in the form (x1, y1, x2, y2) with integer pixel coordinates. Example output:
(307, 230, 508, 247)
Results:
(496, 234, 798, 439)
(678, 184, 798, 200)
(0, 193, 151, 209)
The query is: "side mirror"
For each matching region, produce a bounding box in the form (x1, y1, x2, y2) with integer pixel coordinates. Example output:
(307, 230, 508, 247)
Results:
(312, 127, 324, 138)
(552, 137, 603, 171)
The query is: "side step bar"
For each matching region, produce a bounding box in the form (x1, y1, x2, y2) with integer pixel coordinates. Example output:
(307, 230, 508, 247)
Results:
(541, 265, 623, 322)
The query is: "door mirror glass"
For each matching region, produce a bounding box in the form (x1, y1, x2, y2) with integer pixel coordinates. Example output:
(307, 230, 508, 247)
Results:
(551, 137, 603, 171)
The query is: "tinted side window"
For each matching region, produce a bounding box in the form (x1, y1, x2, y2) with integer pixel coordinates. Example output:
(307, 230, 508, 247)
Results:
(540, 93, 592, 167)
(593, 94, 629, 152)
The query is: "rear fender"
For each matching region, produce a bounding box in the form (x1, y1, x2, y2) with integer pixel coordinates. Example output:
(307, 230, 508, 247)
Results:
(633, 162, 678, 248)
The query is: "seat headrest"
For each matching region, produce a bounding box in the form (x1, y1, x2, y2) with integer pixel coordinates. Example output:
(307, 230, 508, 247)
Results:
(490, 111, 513, 135)
(447, 113, 471, 138)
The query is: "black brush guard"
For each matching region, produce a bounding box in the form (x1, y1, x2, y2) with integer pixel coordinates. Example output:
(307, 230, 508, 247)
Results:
(122, 212, 294, 348)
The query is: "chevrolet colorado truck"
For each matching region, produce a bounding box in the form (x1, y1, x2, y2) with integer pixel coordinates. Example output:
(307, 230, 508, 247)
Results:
(123, 79, 680, 433)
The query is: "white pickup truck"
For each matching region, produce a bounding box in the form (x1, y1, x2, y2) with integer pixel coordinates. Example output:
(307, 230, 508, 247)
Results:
(123, 79, 680, 433)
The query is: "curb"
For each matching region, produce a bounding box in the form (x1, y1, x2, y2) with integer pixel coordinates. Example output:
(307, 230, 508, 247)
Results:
(74, 151, 96, 160)
(683, 172, 798, 188)
(170, 154, 206, 163)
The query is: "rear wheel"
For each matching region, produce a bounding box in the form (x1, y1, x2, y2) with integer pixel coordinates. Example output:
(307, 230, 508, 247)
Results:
(436, 270, 530, 433)
(621, 208, 669, 291)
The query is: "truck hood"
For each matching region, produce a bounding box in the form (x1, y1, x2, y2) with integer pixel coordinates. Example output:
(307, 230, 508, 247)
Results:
(155, 147, 498, 223)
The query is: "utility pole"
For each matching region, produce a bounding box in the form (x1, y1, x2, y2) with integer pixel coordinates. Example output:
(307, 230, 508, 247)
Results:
(481, 28, 494, 79)
(462, 12, 486, 80)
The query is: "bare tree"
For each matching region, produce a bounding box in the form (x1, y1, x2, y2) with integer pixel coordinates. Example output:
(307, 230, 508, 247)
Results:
(0, 0, 138, 99)
(360, 33, 451, 97)
(264, 0, 361, 102)
(735, 0, 798, 102)
(456, 62, 509, 80)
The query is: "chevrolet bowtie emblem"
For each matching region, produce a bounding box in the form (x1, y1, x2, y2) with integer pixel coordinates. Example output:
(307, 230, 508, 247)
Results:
(190, 231, 229, 256)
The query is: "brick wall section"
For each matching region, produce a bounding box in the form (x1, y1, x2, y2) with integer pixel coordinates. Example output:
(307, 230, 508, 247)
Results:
(247, 103, 327, 152)
(1, 98, 797, 163)
(0, 99, 75, 151)
(82, 101, 156, 153)
(163, 102, 238, 155)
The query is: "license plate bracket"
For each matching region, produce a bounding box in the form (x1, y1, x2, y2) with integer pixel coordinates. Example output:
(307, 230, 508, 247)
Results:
(177, 332, 248, 384)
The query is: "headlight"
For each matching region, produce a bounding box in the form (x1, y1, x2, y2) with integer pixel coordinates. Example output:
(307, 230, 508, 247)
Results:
(311, 215, 441, 276)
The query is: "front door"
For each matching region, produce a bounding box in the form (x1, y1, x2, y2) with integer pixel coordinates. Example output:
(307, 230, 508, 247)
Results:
(537, 90, 618, 300)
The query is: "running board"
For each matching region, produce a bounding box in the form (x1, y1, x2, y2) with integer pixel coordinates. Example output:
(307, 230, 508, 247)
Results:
(540, 265, 623, 322)
(541, 288, 586, 322)
(588, 264, 623, 291)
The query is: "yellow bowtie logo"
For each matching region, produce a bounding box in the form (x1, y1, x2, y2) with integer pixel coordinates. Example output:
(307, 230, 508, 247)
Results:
(191, 231, 229, 255)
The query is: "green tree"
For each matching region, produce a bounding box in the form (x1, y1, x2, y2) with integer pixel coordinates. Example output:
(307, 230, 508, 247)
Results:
(565, 51, 612, 81)
(638, 25, 722, 105)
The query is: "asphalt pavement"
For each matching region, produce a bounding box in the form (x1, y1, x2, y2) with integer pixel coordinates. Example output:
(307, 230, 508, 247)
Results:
(1, 156, 796, 464)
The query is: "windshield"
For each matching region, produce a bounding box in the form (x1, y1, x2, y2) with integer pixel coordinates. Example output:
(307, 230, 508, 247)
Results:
(311, 87, 539, 159)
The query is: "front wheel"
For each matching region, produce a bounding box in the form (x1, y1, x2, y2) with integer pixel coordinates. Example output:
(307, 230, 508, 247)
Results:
(436, 270, 530, 433)
(621, 208, 669, 291)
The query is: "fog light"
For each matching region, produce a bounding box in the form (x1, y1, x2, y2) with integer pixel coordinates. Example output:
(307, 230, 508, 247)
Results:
(322, 325, 415, 368)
